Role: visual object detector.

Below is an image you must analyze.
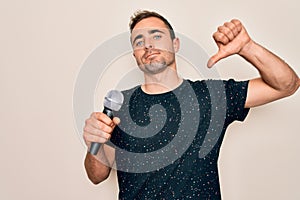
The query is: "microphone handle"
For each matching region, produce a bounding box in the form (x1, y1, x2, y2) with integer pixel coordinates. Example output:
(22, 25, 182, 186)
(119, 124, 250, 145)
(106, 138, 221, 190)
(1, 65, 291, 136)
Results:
(89, 107, 113, 155)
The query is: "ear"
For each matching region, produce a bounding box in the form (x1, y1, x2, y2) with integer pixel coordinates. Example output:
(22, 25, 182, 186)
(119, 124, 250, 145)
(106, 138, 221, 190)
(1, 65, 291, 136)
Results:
(173, 38, 180, 53)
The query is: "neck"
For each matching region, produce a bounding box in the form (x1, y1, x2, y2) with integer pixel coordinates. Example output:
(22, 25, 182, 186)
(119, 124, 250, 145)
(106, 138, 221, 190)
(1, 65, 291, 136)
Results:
(142, 67, 183, 94)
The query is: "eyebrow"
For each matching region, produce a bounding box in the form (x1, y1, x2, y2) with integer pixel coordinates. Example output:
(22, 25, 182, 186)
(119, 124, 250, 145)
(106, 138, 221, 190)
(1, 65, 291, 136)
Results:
(132, 34, 143, 45)
(132, 29, 166, 45)
(149, 29, 165, 35)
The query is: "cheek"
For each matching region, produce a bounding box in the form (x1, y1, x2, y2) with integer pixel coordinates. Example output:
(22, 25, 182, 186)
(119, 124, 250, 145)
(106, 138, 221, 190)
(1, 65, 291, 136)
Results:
(155, 41, 174, 53)
(133, 50, 143, 59)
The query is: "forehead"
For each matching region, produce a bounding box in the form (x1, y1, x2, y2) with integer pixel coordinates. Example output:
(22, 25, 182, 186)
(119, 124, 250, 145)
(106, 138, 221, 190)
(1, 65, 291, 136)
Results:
(133, 17, 169, 31)
(131, 17, 170, 39)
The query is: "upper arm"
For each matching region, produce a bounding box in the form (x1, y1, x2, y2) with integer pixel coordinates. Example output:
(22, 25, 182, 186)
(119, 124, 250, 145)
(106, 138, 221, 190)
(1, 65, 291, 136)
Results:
(245, 78, 289, 108)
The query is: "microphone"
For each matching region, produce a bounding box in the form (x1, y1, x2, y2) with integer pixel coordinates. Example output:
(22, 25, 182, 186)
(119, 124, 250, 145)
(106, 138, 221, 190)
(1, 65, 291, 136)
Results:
(89, 90, 124, 155)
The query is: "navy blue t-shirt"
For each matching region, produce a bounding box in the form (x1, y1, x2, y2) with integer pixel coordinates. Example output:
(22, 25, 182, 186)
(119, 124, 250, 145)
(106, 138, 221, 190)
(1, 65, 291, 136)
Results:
(110, 79, 249, 200)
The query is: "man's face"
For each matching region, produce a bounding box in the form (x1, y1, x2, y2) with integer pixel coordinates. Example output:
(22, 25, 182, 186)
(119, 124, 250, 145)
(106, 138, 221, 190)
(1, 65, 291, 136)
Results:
(131, 17, 179, 75)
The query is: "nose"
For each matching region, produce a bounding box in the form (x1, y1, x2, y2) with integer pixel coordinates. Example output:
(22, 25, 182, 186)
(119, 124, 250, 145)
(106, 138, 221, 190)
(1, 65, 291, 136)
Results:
(144, 37, 153, 49)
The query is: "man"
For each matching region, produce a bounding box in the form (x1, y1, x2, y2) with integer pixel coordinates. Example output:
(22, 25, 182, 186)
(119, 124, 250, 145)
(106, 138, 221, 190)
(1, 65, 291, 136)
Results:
(83, 10, 299, 199)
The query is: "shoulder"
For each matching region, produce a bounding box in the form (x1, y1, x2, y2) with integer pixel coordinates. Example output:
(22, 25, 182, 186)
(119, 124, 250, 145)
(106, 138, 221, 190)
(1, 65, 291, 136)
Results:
(120, 85, 141, 99)
(186, 79, 225, 93)
(187, 79, 249, 90)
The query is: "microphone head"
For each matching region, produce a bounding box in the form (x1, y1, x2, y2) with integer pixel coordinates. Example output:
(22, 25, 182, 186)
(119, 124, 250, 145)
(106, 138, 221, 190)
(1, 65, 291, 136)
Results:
(103, 90, 124, 111)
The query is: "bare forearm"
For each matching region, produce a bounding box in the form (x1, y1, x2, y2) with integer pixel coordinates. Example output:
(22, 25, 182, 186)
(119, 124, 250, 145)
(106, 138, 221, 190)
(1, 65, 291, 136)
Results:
(83, 112, 119, 184)
(84, 148, 112, 184)
(240, 41, 299, 94)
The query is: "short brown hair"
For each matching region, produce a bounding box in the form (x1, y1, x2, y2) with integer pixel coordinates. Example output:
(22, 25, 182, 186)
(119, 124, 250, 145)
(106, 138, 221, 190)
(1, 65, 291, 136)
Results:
(129, 10, 176, 40)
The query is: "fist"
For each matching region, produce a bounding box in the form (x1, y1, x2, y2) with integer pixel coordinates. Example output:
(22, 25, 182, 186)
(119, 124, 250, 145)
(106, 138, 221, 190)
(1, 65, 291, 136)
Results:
(207, 19, 252, 68)
(83, 112, 120, 148)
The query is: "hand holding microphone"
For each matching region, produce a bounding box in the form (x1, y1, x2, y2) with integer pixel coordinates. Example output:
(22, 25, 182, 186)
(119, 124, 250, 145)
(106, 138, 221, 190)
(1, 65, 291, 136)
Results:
(83, 90, 124, 155)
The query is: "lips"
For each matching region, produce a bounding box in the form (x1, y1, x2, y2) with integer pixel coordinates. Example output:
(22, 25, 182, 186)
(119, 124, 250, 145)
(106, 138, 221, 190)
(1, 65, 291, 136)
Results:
(144, 52, 160, 60)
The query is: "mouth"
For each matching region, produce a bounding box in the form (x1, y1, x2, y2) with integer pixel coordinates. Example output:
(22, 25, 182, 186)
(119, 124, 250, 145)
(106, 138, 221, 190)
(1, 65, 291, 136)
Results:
(144, 52, 160, 60)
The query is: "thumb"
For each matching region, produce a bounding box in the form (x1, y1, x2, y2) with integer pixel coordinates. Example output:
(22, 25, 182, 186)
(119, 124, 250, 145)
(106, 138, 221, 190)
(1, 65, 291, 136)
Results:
(207, 51, 227, 68)
(112, 117, 121, 126)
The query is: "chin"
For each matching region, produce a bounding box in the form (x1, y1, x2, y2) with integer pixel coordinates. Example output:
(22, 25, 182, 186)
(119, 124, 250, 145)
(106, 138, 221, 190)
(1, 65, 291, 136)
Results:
(143, 62, 168, 75)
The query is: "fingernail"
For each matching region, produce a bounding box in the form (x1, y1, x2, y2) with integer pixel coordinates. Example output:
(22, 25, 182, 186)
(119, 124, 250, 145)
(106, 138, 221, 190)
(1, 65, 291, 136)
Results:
(207, 61, 214, 68)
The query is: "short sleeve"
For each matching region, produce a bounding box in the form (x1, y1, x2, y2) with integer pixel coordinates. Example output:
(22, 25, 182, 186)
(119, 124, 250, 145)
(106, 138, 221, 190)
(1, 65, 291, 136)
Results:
(225, 79, 250, 122)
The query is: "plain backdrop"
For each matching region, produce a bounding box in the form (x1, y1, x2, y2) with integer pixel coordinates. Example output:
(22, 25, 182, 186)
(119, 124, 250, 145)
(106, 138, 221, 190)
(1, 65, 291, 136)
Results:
(1, 0, 299, 199)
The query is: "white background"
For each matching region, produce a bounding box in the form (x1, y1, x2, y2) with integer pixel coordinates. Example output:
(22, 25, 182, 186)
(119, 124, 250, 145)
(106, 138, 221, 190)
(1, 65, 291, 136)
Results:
(1, 0, 299, 199)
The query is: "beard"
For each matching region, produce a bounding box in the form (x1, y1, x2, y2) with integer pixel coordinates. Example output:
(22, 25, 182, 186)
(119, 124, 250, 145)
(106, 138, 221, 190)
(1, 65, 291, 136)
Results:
(142, 61, 168, 75)
(138, 55, 175, 75)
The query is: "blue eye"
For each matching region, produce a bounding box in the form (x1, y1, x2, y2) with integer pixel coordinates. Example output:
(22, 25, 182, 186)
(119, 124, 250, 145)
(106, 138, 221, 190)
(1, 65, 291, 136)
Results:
(153, 35, 162, 40)
(135, 40, 144, 47)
